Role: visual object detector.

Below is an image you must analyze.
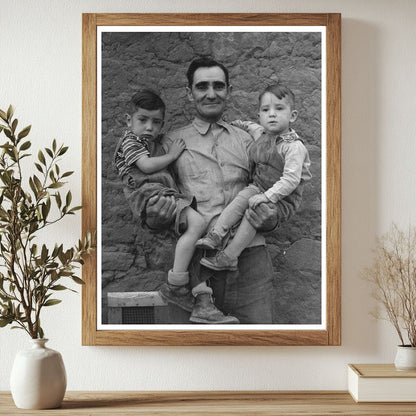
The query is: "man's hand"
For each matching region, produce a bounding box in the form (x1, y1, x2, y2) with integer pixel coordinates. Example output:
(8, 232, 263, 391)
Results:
(245, 201, 279, 232)
(145, 195, 176, 229)
(248, 193, 270, 209)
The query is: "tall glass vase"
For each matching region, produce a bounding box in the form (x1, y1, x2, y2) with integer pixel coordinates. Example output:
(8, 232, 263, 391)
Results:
(10, 338, 67, 409)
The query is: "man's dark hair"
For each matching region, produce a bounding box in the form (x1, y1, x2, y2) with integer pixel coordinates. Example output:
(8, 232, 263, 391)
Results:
(127, 89, 166, 116)
(259, 84, 296, 109)
(186, 57, 230, 87)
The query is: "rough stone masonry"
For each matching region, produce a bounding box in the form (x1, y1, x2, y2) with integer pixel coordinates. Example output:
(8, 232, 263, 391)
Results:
(100, 31, 322, 324)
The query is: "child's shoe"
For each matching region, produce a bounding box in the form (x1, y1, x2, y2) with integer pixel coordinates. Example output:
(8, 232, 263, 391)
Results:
(200, 251, 238, 271)
(159, 282, 194, 312)
(189, 293, 240, 324)
(196, 230, 222, 250)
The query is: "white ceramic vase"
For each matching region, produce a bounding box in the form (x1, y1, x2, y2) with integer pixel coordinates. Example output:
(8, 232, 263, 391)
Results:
(394, 345, 416, 371)
(10, 338, 67, 409)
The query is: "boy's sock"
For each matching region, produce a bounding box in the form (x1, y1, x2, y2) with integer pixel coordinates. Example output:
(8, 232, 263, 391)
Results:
(167, 270, 189, 286)
(191, 281, 213, 297)
(158, 270, 194, 312)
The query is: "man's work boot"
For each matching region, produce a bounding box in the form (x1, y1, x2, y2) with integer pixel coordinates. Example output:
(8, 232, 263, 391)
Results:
(189, 293, 240, 324)
(159, 283, 194, 312)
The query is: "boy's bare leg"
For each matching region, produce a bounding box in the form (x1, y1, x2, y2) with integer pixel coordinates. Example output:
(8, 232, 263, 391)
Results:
(223, 215, 257, 259)
(173, 207, 206, 273)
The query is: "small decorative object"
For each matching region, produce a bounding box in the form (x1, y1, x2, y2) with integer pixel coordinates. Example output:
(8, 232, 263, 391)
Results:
(0, 105, 94, 409)
(363, 223, 416, 370)
(10, 339, 66, 409)
(348, 364, 416, 402)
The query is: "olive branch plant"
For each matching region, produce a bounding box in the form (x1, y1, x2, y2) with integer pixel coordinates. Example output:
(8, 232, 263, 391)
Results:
(363, 223, 416, 347)
(0, 105, 94, 339)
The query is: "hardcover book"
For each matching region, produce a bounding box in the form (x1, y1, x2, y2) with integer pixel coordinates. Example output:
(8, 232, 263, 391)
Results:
(348, 364, 416, 402)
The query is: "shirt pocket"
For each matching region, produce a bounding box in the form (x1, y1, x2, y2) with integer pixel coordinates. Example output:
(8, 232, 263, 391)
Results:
(178, 169, 212, 203)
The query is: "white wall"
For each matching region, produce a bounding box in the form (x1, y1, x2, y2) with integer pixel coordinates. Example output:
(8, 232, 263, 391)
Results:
(1, 0, 416, 391)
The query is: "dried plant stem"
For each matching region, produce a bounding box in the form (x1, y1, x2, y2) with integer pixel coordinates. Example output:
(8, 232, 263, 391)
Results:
(363, 224, 416, 347)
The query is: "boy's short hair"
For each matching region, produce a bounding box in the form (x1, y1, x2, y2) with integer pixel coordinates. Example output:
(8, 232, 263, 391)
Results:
(186, 57, 230, 87)
(127, 89, 166, 116)
(259, 84, 296, 109)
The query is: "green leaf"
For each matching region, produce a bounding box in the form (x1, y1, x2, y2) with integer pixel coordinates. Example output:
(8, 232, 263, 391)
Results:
(41, 202, 50, 220)
(71, 276, 85, 285)
(52, 139, 57, 152)
(0, 109, 7, 121)
(68, 206, 82, 214)
(41, 244, 48, 262)
(11, 118, 18, 133)
(61, 171, 74, 178)
(43, 299, 62, 307)
(29, 177, 38, 197)
(0, 317, 13, 327)
(38, 150, 46, 165)
(19, 140, 31, 151)
(48, 182, 64, 189)
(17, 125, 31, 140)
(55, 192, 62, 208)
(6, 105, 14, 122)
(34, 162, 43, 173)
(33, 175, 43, 192)
(45, 148, 53, 158)
(58, 146, 68, 156)
(4, 128, 12, 140)
(38, 325, 44, 339)
(65, 191, 72, 207)
(50, 285, 68, 291)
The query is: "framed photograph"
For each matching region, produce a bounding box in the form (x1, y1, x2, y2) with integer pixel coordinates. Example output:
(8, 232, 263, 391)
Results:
(82, 13, 341, 346)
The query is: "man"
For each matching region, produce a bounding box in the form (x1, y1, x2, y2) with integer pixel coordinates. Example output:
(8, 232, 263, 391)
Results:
(146, 57, 301, 323)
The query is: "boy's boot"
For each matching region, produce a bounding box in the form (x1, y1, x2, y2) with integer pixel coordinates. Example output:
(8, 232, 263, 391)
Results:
(200, 250, 238, 271)
(159, 270, 194, 312)
(189, 293, 240, 324)
(196, 230, 223, 250)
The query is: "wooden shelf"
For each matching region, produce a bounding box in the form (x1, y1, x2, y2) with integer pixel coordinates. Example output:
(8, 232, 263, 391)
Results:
(2, 391, 416, 415)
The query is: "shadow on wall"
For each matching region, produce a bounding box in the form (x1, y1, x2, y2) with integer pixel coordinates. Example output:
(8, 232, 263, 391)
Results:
(340, 19, 381, 354)
(100, 31, 322, 325)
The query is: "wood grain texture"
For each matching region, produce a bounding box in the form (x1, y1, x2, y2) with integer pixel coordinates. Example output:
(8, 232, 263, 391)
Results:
(81, 13, 342, 346)
(350, 364, 416, 378)
(2, 391, 416, 415)
(326, 13, 342, 346)
(82, 13, 98, 346)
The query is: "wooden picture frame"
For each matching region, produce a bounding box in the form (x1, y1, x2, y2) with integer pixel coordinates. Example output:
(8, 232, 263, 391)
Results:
(82, 13, 341, 346)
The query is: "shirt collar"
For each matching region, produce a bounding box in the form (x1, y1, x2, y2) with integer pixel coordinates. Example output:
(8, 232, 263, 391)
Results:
(262, 128, 299, 142)
(192, 117, 231, 135)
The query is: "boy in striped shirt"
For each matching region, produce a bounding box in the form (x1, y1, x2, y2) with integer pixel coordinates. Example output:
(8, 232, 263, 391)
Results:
(114, 90, 207, 315)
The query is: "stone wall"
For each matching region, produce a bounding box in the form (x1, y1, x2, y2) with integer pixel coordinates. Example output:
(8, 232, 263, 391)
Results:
(100, 31, 322, 324)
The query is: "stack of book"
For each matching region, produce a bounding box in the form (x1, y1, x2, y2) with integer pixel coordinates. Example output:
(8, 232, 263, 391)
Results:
(348, 364, 416, 402)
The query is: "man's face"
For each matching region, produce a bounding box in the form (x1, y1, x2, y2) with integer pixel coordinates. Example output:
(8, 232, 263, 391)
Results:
(126, 108, 164, 140)
(186, 66, 231, 123)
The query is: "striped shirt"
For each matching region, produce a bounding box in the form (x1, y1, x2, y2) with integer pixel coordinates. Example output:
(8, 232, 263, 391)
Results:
(114, 131, 150, 178)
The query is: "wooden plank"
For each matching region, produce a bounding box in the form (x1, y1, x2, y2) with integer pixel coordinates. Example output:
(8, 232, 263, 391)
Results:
(95, 13, 330, 27)
(107, 292, 167, 308)
(81, 13, 98, 347)
(2, 391, 416, 415)
(325, 13, 342, 346)
(92, 330, 329, 347)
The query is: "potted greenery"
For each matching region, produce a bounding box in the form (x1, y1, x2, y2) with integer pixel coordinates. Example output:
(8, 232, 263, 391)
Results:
(363, 223, 416, 370)
(0, 105, 94, 408)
